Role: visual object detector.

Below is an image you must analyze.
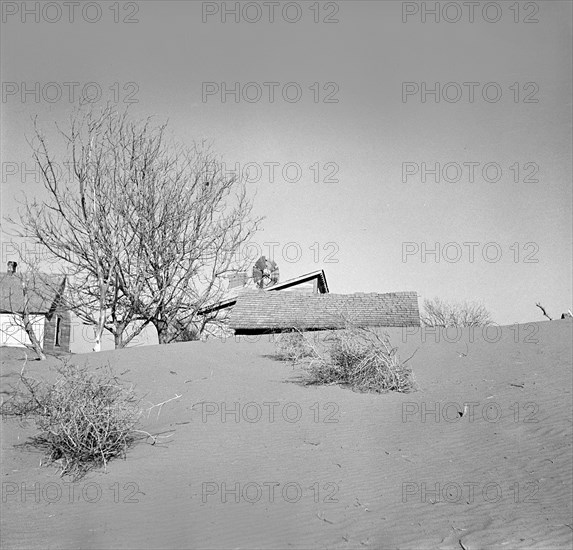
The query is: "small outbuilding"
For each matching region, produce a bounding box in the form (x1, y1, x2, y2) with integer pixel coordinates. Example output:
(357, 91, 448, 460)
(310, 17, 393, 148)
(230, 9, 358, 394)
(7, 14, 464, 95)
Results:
(199, 265, 420, 335)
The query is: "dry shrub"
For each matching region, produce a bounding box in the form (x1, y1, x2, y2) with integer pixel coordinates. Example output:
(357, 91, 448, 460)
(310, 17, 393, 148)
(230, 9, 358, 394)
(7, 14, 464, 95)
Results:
(271, 324, 416, 394)
(273, 329, 317, 364)
(303, 327, 416, 393)
(421, 297, 491, 327)
(1, 360, 145, 480)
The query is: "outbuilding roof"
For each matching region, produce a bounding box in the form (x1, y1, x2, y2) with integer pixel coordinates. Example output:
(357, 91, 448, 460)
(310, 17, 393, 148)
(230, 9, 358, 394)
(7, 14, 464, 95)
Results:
(228, 290, 420, 333)
(198, 269, 329, 315)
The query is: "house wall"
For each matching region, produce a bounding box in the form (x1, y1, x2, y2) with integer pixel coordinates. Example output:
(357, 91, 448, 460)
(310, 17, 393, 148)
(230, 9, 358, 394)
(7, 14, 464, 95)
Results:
(43, 307, 72, 352)
(0, 313, 45, 348)
(68, 313, 159, 353)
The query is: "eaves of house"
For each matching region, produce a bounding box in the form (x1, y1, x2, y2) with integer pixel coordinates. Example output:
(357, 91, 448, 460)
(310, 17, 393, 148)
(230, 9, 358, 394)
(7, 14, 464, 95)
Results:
(198, 269, 328, 316)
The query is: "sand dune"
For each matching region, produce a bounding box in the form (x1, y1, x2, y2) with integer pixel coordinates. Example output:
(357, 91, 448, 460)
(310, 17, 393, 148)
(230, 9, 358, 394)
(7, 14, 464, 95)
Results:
(1, 320, 571, 549)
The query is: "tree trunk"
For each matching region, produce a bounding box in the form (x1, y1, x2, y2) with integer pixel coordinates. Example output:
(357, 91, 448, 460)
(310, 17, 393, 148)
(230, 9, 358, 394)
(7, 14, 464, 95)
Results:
(114, 327, 125, 349)
(21, 283, 46, 360)
(92, 311, 106, 351)
(21, 314, 46, 360)
(93, 281, 107, 351)
(154, 319, 170, 344)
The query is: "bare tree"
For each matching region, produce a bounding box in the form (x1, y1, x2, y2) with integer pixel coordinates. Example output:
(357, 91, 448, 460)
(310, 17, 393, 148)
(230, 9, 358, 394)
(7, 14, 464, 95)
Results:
(10, 104, 261, 347)
(421, 297, 492, 327)
(106, 134, 262, 343)
(10, 107, 136, 350)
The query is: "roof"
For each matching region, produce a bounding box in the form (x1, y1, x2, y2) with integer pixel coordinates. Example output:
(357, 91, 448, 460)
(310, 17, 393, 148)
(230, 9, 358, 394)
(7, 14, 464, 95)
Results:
(228, 290, 421, 333)
(269, 269, 329, 294)
(198, 269, 329, 315)
(0, 273, 66, 314)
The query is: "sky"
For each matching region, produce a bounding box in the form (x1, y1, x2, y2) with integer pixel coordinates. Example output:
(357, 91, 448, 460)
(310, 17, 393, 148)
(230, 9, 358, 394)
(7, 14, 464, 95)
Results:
(1, 0, 572, 326)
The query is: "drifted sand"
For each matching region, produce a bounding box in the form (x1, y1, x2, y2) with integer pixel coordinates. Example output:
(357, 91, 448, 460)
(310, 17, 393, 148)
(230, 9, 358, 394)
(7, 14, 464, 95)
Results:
(1, 320, 572, 549)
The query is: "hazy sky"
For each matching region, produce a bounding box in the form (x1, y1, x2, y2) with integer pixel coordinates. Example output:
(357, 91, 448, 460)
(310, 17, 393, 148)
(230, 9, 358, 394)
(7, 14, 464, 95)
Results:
(1, 0, 572, 325)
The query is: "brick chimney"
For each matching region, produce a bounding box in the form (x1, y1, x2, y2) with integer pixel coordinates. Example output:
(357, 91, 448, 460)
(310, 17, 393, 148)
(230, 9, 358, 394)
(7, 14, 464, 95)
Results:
(228, 272, 248, 289)
(7, 261, 17, 275)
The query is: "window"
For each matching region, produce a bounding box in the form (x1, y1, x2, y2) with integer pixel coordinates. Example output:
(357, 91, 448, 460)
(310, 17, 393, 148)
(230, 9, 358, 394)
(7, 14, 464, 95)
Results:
(55, 316, 61, 347)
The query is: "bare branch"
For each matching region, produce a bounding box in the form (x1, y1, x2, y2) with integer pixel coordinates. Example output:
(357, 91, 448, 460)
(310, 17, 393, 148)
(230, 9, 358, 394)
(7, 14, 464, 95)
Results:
(535, 302, 552, 321)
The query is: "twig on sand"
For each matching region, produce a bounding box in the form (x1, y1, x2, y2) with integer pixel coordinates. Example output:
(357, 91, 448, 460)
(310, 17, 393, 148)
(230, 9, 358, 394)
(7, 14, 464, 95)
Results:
(133, 429, 157, 445)
(133, 429, 175, 445)
(316, 512, 334, 524)
(146, 394, 182, 419)
(459, 540, 468, 550)
(403, 347, 419, 364)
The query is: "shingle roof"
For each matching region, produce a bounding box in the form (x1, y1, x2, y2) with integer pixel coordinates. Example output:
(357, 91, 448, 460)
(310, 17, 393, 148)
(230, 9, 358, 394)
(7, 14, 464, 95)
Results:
(0, 273, 66, 314)
(228, 290, 420, 332)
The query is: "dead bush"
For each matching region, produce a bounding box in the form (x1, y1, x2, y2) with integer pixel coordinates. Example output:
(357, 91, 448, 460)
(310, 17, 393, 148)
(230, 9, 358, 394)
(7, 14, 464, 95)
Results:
(421, 297, 492, 327)
(303, 327, 417, 393)
(1, 360, 148, 480)
(273, 329, 317, 364)
(270, 323, 417, 394)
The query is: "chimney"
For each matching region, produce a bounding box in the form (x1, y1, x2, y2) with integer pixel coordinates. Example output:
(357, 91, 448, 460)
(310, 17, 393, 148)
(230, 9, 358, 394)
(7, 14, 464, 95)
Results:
(7, 261, 17, 275)
(228, 272, 248, 289)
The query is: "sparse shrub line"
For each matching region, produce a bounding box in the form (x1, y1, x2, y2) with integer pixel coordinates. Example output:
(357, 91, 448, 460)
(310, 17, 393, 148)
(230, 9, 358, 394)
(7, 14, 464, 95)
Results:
(273, 323, 417, 394)
(421, 297, 492, 327)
